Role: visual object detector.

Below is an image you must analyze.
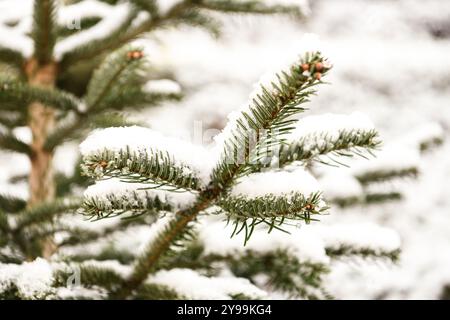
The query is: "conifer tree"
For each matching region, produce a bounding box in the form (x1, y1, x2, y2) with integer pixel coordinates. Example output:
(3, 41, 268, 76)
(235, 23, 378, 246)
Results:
(0, 0, 403, 300)
(65, 50, 398, 300)
(0, 0, 305, 262)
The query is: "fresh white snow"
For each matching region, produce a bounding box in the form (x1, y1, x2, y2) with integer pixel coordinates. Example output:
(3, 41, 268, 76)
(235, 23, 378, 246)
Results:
(143, 79, 182, 95)
(84, 178, 196, 210)
(231, 166, 322, 198)
(0, 258, 54, 299)
(148, 268, 268, 299)
(80, 126, 215, 184)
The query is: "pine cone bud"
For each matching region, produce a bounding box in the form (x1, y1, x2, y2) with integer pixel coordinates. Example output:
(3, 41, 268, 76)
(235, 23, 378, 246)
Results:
(315, 62, 324, 71)
(301, 63, 310, 71)
(127, 50, 144, 60)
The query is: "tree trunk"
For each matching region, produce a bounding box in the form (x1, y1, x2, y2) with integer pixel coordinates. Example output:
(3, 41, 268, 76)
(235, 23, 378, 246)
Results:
(25, 58, 58, 259)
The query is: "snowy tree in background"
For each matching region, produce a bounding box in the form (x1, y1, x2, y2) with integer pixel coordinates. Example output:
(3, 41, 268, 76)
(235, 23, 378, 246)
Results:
(316, 121, 445, 209)
(0, 0, 404, 300)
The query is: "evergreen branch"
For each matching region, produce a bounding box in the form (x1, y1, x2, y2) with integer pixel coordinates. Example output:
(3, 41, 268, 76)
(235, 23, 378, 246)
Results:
(85, 46, 146, 112)
(0, 79, 81, 113)
(81, 148, 202, 191)
(326, 246, 400, 262)
(277, 129, 381, 169)
(0, 47, 25, 69)
(104, 52, 332, 299)
(55, 163, 89, 198)
(58, 0, 303, 69)
(44, 88, 180, 150)
(55, 262, 181, 299)
(44, 117, 85, 151)
(45, 80, 179, 151)
(99, 88, 182, 112)
(58, 9, 143, 69)
(58, 1, 191, 68)
(56, 17, 102, 39)
(48, 218, 140, 251)
(45, 46, 161, 151)
(168, 7, 222, 37)
(0, 251, 23, 264)
(44, 113, 139, 151)
(0, 209, 8, 234)
(54, 265, 126, 292)
(218, 192, 326, 227)
(68, 248, 136, 265)
(81, 190, 174, 220)
(0, 194, 27, 213)
(32, 0, 57, 64)
(90, 113, 141, 128)
(129, 0, 158, 15)
(211, 52, 331, 188)
(14, 198, 81, 230)
(331, 192, 403, 208)
(0, 131, 32, 155)
(0, 111, 26, 129)
(364, 192, 403, 204)
(356, 167, 419, 185)
(133, 283, 183, 300)
(419, 136, 444, 152)
(161, 242, 212, 271)
(111, 201, 206, 299)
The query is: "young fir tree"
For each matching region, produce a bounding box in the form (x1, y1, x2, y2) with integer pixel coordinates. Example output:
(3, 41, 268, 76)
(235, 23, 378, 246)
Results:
(0, 0, 306, 262)
(60, 51, 400, 300)
(0, 1, 402, 300)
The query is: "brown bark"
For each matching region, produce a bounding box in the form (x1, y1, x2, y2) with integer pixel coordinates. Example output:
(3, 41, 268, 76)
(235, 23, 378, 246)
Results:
(25, 58, 58, 259)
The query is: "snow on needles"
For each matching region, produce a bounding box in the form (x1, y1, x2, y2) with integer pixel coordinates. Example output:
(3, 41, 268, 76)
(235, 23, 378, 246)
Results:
(264, 0, 311, 15)
(351, 144, 421, 177)
(199, 219, 330, 265)
(198, 218, 401, 266)
(84, 178, 196, 210)
(0, 258, 54, 299)
(0, 0, 33, 56)
(213, 41, 324, 157)
(288, 112, 375, 142)
(148, 268, 268, 299)
(316, 224, 401, 254)
(0, 0, 132, 59)
(231, 166, 321, 198)
(79, 126, 215, 184)
(55, 2, 132, 59)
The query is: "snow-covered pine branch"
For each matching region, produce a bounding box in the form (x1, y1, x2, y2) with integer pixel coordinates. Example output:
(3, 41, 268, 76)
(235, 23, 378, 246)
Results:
(1, 0, 317, 291)
(82, 179, 196, 220)
(218, 167, 327, 242)
(80, 126, 213, 190)
(278, 112, 380, 168)
(211, 51, 332, 187)
(73, 49, 402, 300)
